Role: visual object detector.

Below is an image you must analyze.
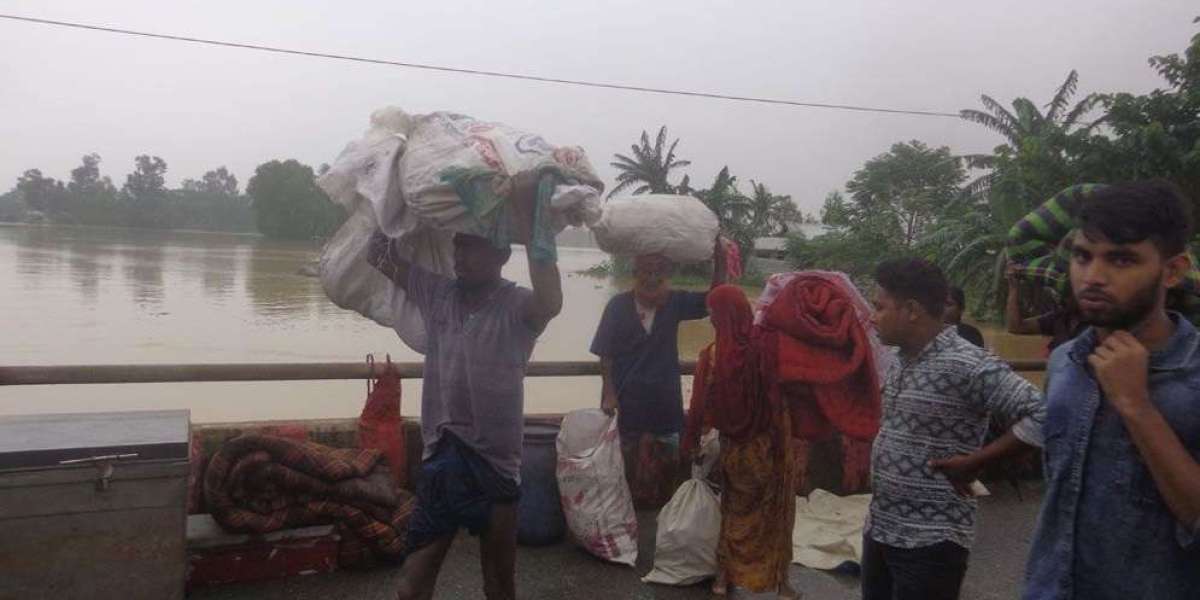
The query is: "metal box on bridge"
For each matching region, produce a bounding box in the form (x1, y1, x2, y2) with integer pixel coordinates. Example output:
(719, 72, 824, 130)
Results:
(0, 410, 190, 600)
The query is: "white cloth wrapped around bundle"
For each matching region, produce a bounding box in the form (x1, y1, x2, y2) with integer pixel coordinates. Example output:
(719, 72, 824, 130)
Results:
(398, 112, 603, 232)
(590, 194, 720, 264)
(316, 107, 603, 353)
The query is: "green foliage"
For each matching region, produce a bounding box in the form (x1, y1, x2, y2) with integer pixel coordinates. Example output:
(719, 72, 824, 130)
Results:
(609, 126, 691, 197)
(927, 72, 1110, 316)
(748, 180, 802, 236)
(167, 189, 257, 233)
(4, 154, 257, 232)
(693, 167, 749, 247)
(248, 159, 344, 240)
(958, 70, 1104, 205)
(651, 16, 1200, 321)
(820, 191, 851, 227)
(182, 167, 239, 196)
(121, 155, 169, 227)
(690, 166, 801, 269)
(785, 227, 893, 289)
(15, 169, 69, 215)
(0, 190, 28, 222)
(65, 154, 120, 226)
(839, 141, 966, 249)
(930, 21, 1200, 318)
(1087, 22, 1200, 204)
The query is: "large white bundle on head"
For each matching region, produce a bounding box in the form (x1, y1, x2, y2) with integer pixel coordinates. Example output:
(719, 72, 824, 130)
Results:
(316, 107, 603, 353)
(590, 194, 720, 264)
(399, 112, 603, 231)
(319, 106, 416, 233)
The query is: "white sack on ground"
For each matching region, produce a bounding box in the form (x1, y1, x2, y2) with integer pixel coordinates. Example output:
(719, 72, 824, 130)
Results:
(791, 489, 872, 571)
(556, 409, 639, 566)
(317, 210, 454, 352)
(591, 194, 720, 263)
(641, 434, 722, 586)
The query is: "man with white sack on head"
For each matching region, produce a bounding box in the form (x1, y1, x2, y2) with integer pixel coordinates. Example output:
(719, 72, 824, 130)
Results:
(367, 171, 560, 600)
(590, 240, 730, 509)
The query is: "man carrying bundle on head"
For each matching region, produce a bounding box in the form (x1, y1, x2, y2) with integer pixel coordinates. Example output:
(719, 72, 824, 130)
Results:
(589, 246, 727, 508)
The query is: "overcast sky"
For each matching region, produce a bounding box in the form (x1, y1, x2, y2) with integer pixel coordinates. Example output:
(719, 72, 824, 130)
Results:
(1, 1, 1197, 215)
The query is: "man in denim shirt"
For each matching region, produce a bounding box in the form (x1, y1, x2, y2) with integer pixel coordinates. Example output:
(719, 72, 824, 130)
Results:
(1024, 182, 1200, 600)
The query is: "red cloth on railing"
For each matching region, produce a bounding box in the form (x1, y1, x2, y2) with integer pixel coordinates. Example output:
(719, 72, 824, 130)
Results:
(359, 355, 406, 490)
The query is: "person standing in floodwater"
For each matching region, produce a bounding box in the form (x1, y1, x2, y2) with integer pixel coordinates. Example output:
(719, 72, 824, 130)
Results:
(368, 172, 561, 600)
(589, 245, 726, 508)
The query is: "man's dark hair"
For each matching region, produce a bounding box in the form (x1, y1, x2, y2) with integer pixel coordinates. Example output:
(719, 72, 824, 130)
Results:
(1078, 181, 1194, 257)
(948, 286, 966, 309)
(874, 258, 948, 318)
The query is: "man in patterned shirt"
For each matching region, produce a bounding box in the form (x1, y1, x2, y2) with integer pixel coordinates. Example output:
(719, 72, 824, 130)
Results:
(863, 258, 1045, 600)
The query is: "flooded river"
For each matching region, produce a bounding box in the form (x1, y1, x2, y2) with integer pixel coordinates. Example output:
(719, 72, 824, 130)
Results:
(0, 224, 1046, 422)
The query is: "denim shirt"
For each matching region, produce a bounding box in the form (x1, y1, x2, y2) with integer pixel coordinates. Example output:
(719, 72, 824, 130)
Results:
(1023, 313, 1200, 600)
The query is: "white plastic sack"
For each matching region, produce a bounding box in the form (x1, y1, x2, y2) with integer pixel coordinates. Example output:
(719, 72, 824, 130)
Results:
(641, 434, 723, 586)
(318, 107, 414, 229)
(591, 194, 720, 263)
(556, 409, 639, 566)
(316, 107, 603, 353)
(399, 112, 603, 231)
(317, 107, 442, 352)
(317, 209, 455, 353)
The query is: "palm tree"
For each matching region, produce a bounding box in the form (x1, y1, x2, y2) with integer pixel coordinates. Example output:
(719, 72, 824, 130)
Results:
(958, 70, 1103, 197)
(608, 126, 691, 198)
(926, 70, 1104, 317)
(747, 180, 802, 236)
(920, 191, 1030, 316)
(693, 167, 749, 227)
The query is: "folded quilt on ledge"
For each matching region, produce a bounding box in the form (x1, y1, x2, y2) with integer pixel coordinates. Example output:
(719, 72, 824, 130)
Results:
(203, 433, 416, 565)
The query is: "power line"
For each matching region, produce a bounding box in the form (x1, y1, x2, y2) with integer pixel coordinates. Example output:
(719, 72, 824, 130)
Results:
(0, 13, 964, 119)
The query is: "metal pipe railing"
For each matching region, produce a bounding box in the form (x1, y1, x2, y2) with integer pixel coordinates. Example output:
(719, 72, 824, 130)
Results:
(0, 359, 1047, 386)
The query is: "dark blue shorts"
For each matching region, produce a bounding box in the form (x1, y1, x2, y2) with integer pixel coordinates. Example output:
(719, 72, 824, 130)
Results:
(405, 433, 519, 553)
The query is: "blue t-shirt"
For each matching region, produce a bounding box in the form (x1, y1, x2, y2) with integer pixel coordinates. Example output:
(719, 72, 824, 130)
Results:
(589, 290, 708, 435)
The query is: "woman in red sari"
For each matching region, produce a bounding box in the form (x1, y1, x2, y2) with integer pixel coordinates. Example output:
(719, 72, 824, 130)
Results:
(683, 284, 798, 598)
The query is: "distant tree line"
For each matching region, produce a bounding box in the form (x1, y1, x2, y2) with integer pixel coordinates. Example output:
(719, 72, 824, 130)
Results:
(0, 155, 344, 241)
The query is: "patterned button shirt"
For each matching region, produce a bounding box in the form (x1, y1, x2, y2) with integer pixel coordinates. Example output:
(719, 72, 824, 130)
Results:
(866, 327, 1045, 550)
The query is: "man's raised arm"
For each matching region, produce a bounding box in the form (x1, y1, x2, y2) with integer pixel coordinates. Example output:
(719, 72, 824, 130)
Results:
(367, 229, 412, 290)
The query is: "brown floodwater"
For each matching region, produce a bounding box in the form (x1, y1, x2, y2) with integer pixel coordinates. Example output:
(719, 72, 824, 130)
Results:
(0, 224, 1047, 422)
